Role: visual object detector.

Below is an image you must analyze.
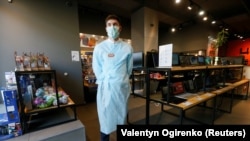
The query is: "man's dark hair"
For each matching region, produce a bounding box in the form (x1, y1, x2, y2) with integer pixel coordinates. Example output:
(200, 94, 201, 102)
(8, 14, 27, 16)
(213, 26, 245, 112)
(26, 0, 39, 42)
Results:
(105, 14, 121, 25)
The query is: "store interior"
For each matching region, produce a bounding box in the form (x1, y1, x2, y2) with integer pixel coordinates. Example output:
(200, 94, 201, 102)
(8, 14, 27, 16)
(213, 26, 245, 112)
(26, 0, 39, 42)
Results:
(1, 0, 250, 141)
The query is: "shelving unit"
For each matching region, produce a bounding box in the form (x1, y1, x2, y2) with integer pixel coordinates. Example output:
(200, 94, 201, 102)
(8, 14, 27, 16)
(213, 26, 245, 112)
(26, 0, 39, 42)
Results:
(130, 65, 248, 125)
(131, 68, 147, 97)
(81, 46, 97, 103)
(80, 33, 100, 103)
(15, 70, 76, 133)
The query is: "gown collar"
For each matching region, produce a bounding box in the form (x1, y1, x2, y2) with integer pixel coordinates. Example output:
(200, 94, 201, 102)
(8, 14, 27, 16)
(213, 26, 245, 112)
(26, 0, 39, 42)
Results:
(107, 38, 120, 43)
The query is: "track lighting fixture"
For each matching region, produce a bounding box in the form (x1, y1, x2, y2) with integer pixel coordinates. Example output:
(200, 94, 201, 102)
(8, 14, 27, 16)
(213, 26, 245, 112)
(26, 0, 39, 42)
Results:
(171, 0, 243, 39)
(211, 20, 216, 24)
(198, 9, 205, 16)
(203, 16, 208, 21)
(178, 25, 183, 30)
(187, 0, 193, 10)
(187, 5, 192, 10)
(171, 27, 176, 32)
(175, 0, 181, 4)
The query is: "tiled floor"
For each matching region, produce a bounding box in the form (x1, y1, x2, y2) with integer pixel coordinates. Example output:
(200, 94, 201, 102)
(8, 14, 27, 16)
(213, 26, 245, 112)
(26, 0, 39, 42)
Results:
(76, 94, 250, 141)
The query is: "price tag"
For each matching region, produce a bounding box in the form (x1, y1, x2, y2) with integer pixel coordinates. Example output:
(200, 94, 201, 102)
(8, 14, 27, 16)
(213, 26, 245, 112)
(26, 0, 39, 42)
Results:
(7, 106, 15, 112)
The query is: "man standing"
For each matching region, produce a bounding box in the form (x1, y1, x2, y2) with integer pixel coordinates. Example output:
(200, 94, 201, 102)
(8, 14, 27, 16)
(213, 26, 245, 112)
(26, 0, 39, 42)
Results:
(92, 14, 133, 141)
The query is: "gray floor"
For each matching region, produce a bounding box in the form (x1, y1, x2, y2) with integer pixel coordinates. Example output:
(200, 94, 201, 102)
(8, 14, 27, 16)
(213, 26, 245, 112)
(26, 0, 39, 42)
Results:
(76, 94, 250, 141)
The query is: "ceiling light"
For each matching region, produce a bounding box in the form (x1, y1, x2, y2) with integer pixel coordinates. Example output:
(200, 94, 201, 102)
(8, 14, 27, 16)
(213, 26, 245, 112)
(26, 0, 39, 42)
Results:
(203, 16, 208, 21)
(187, 0, 193, 10)
(198, 10, 205, 16)
(171, 27, 176, 32)
(211, 20, 216, 24)
(187, 5, 192, 10)
(175, 0, 181, 4)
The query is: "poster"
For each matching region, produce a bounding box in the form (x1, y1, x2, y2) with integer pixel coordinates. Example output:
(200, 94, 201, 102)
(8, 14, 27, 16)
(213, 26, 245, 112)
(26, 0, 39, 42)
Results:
(71, 51, 80, 62)
(158, 44, 173, 67)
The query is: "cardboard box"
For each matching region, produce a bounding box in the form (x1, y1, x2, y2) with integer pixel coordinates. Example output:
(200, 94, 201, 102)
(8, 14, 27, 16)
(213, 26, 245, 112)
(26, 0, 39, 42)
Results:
(0, 89, 22, 140)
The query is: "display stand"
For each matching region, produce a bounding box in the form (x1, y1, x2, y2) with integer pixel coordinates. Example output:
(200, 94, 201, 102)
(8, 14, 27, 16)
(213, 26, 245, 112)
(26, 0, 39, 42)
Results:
(129, 65, 248, 125)
(15, 70, 76, 133)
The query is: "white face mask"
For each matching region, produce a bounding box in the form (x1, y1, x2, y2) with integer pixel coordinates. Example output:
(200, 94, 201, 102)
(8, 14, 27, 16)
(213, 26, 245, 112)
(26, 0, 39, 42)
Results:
(106, 26, 120, 39)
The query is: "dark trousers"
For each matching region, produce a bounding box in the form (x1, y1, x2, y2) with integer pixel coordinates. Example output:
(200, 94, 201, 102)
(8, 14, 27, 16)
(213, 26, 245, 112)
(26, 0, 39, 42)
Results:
(101, 132, 109, 141)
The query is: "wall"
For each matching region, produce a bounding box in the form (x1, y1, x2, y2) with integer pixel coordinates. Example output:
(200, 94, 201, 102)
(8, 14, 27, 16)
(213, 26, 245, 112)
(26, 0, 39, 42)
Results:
(131, 7, 159, 53)
(226, 38, 250, 65)
(0, 0, 84, 104)
(131, 7, 145, 52)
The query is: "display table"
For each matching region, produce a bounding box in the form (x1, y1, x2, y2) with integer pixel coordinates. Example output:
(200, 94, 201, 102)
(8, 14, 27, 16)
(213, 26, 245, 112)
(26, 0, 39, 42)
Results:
(148, 92, 217, 124)
(130, 65, 249, 125)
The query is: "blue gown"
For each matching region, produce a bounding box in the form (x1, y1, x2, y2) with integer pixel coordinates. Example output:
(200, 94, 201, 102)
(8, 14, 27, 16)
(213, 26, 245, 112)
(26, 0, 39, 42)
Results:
(92, 39, 133, 134)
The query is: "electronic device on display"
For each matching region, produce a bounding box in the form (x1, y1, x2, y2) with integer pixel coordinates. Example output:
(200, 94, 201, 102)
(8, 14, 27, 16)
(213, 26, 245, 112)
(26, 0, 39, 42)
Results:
(133, 52, 144, 68)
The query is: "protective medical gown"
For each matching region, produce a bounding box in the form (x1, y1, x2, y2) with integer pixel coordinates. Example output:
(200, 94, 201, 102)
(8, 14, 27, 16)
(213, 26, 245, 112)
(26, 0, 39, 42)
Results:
(92, 39, 133, 134)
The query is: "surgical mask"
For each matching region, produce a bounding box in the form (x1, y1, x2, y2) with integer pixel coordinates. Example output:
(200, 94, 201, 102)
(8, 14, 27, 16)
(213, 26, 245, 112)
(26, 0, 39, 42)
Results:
(106, 26, 120, 39)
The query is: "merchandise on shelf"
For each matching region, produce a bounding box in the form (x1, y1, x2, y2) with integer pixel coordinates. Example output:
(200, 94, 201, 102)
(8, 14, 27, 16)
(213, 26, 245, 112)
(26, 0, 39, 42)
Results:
(81, 52, 96, 84)
(5, 72, 17, 90)
(15, 70, 71, 111)
(33, 86, 70, 109)
(14, 51, 51, 71)
(0, 89, 22, 140)
(15, 70, 76, 133)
